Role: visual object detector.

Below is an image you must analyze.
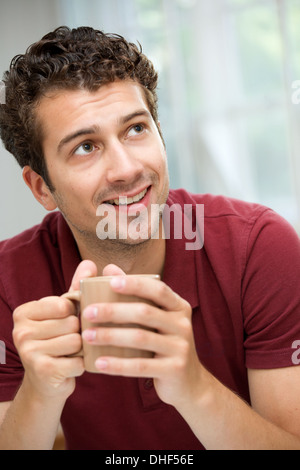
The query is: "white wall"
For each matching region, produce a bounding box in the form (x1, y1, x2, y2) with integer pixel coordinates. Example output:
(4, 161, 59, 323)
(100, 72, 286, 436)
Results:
(0, 0, 61, 240)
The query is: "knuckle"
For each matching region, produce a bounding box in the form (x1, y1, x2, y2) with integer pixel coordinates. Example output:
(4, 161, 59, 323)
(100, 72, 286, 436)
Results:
(34, 356, 55, 378)
(70, 333, 82, 352)
(12, 326, 32, 346)
(179, 338, 190, 357)
(134, 327, 148, 346)
(157, 282, 169, 299)
(137, 359, 148, 374)
(40, 296, 72, 318)
(183, 299, 192, 317)
(19, 342, 38, 364)
(101, 303, 114, 322)
(133, 277, 144, 291)
(13, 302, 33, 323)
(55, 298, 73, 317)
(137, 302, 150, 318)
(66, 314, 80, 333)
(111, 360, 123, 375)
(73, 357, 85, 376)
(101, 327, 113, 344)
(179, 316, 192, 338)
(12, 306, 22, 323)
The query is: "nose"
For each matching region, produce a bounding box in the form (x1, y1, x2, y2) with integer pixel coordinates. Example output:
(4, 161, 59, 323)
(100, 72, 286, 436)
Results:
(105, 140, 144, 185)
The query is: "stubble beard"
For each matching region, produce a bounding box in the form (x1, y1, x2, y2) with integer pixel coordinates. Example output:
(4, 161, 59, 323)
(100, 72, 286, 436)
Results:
(53, 186, 168, 261)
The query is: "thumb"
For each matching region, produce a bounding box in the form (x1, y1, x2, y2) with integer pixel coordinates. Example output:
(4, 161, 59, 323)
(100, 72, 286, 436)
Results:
(69, 260, 98, 291)
(102, 264, 126, 276)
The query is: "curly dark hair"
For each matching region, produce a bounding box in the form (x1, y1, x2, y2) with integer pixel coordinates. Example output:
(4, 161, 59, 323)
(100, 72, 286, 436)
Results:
(0, 26, 160, 190)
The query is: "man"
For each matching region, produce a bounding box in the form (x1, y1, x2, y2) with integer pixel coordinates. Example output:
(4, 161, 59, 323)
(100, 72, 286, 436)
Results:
(0, 26, 299, 450)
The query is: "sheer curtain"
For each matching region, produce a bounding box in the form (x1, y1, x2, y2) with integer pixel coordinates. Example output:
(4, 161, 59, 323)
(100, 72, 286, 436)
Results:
(57, 0, 300, 228)
(1, 0, 299, 240)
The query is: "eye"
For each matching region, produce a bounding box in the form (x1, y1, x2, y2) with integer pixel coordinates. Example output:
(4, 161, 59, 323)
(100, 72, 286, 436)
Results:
(74, 142, 96, 156)
(127, 124, 145, 137)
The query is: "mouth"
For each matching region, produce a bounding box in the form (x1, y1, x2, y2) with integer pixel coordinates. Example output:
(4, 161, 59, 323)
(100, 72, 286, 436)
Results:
(104, 187, 149, 206)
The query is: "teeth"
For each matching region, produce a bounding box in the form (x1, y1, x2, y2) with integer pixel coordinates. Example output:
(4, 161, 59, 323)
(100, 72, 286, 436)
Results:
(107, 188, 147, 206)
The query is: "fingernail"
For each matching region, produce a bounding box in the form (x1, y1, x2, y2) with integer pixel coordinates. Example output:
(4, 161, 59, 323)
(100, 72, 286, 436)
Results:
(83, 306, 98, 320)
(110, 276, 126, 290)
(82, 329, 96, 341)
(81, 270, 93, 279)
(95, 358, 108, 370)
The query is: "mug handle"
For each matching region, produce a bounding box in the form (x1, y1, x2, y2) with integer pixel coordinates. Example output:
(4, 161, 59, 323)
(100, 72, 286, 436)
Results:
(61, 291, 83, 357)
(61, 290, 81, 303)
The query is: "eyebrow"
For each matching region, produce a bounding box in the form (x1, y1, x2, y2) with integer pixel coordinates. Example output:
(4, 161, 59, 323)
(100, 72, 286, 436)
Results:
(57, 125, 100, 154)
(57, 109, 152, 154)
(119, 109, 151, 125)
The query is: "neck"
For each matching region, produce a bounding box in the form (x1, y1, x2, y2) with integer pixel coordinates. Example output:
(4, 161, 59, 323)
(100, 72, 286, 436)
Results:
(74, 233, 166, 277)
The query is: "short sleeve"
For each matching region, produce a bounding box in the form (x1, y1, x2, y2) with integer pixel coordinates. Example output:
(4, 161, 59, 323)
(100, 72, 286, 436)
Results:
(242, 209, 300, 369)
(0, 279, 24, 401)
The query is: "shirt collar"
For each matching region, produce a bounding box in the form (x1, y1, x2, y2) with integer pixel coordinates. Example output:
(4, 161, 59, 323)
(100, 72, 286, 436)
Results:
(57, 214, 82, 293)
(57, 203, 200, 309)
(162, 201, 199, 309)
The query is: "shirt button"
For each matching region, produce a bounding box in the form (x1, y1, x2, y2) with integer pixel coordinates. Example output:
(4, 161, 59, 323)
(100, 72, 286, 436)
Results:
(144, 378, 153, 390)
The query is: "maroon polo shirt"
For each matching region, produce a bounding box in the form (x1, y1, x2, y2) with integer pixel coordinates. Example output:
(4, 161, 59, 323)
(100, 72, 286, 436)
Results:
(0, 189, 300, 450)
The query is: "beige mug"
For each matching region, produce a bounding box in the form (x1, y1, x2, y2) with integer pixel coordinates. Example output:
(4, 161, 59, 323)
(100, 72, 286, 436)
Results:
(62, 275, 160, 373)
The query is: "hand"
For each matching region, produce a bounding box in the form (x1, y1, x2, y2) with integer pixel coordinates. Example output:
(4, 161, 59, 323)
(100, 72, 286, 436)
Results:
(12, 260, 97, 399)
(81, 265, 204, 410)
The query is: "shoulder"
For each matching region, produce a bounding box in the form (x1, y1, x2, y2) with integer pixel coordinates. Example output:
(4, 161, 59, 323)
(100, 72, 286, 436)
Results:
(0, 212, 62, 256)
(168, 188, 269, 220)
(168, 188, 300, 279)
(167, 188, 297, 237)
(0, 212, 65, 308)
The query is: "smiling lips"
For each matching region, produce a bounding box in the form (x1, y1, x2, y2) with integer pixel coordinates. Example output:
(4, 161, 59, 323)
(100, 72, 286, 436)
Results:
(105, 187, 149, 206)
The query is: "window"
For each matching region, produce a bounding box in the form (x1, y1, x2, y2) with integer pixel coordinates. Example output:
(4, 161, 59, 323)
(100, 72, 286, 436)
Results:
(58, 0, 300, 228)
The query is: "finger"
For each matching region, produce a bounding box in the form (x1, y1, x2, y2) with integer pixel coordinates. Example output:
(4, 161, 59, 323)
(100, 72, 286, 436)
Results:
(52, 356, 85, 379)
(82, 325, 173, 356)
(110, 276, 185, 312)
(33, 333, 82, 357)
(102, 264, 126, 276)
(82, 302, 177, 334)
(13, 296, 77, 322)
(69, 260, 98, 291)
(25, 315, 80, 341)
(94, 355, 167, 377)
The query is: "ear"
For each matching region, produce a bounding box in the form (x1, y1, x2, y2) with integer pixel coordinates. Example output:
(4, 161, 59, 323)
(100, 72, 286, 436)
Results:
(22, 166, 57, 211)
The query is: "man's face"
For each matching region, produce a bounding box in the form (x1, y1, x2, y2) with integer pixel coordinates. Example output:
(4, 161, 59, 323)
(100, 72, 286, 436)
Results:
(36, 80, 169, 246)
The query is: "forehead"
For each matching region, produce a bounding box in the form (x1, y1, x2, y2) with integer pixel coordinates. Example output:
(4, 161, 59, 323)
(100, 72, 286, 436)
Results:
(36, 80, 149, 142)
